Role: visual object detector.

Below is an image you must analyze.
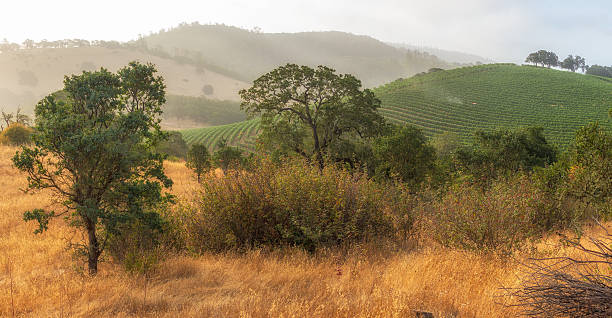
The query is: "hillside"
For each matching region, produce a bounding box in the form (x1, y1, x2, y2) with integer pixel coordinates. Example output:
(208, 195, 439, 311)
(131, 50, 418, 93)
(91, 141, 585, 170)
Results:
(181, 64, 612, 150)
(181, 118, 261, 151)
(389, 42, 494, 64)
(0, 46, 249, 113)
(375, 64, 612, 147)
(161, 95, 245, 130)
(143, 23, 454, 87)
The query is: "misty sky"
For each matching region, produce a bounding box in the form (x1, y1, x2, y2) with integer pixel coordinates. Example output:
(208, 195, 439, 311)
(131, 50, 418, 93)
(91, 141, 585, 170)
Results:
(2, 0, 610, 65)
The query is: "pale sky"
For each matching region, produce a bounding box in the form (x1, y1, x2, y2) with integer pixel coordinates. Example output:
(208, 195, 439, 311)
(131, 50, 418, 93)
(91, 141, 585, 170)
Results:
(1, 0, 610, 65)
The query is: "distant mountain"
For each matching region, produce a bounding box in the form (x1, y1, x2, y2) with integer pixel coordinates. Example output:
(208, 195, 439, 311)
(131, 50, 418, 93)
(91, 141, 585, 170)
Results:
(142, 23, 455, 87)
(390, 43, 494, 65)
(0, 46, 249, 113)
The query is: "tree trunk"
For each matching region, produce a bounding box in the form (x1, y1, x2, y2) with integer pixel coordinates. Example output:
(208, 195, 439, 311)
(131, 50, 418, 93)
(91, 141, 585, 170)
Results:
(86, 220, 101, 276)
(311, 125, 324, 170)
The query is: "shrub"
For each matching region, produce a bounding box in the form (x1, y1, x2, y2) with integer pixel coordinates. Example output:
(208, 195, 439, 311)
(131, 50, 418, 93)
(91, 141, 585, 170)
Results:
(156, 131, 189, 159)
(566, 123, 612, 216)
(212, 138, 244, 170)
(0, 123, 33, 145)
(533, 123, 612, 224)
(455, 127, 557, 182)
(373, 125, 437, 187)
(186, 143, 211, 182)
(423, 175, 555, 255)
(181, 158, 409, 252)
(202, 84, 214, 95)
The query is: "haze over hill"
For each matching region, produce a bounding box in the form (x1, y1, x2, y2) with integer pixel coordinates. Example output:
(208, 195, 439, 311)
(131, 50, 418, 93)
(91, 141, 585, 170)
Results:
(0, 46, 248, 113)
(142, 23, 459, 87)
(389, 43, 495, 65)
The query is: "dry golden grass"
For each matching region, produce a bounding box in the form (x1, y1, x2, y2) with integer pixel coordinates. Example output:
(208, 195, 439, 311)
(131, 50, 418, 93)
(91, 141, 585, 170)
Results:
(0, 145, 609, 317)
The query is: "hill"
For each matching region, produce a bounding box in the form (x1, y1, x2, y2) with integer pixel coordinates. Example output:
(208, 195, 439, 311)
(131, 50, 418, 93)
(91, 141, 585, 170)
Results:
(161, 95, 245, 130)
(181, 118, 261, 151)
(0, 46, 249, 113)
(181, 64, 612, 150)
(375, 64, 612, 147)
(389, 42, 494, 64)
(143, 23, 455, 87)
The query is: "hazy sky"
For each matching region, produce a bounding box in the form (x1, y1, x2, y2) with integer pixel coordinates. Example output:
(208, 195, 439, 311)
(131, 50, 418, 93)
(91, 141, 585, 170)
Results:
(2, 0, 610, 64)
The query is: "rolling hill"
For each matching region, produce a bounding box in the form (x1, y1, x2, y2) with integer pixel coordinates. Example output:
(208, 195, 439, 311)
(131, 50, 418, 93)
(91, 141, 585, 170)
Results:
(181, 118, 261, 152)
(181, 64, 612, 151)
(0, 46, 249, 113)
(143, 23, 455, 87)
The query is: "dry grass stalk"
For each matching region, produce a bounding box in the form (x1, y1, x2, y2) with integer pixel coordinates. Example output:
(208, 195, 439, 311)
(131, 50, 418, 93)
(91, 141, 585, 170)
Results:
(508, 222, 612, 317)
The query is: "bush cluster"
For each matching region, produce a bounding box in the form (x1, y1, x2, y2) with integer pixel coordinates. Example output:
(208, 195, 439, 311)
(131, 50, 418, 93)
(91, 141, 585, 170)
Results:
(0, 123, 33, 145)
(421, 175, 555, 255)
(179, 158, 413, 252)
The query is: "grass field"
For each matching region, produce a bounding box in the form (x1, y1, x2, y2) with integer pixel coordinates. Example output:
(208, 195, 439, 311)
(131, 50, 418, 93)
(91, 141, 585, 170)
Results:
(1, 144, 610, 317)
(181, 64, 612, 150)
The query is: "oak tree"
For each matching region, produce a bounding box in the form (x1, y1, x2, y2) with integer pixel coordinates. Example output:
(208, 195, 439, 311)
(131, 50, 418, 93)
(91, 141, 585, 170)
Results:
(239, 64, 385, 169)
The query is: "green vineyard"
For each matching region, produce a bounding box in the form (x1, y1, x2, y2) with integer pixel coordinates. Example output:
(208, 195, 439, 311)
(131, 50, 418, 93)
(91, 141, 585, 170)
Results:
(180, 118, 261, 151)
(375, 63, 612, 147)
(180, 64, 612, 151)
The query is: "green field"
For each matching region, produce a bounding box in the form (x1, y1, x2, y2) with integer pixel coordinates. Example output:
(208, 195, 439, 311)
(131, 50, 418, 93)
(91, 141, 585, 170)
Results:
(181, 64, 612, 151)
(181, 118, 261, 151)
(376, 64, 612, 147)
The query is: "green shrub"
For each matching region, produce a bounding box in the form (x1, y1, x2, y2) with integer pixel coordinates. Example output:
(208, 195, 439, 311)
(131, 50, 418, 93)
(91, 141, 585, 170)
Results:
(0, 123, 33, 145)
(423, 175, 555, 255)
(156, 131, 189, 159)
(373, 125, 437, 187)
(181, 158, 409, 252)
(532, 123, 612, 224)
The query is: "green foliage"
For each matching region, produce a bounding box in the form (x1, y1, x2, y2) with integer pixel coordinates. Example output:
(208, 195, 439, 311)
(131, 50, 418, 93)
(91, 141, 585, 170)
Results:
(586, 65, 612, 78)
(0, 122, 33, 145)
(456, 127, 557, 180)
(12, 62, 174, 275)
(240, 64, 386, 169)
(156, 131, 188, 159)
(186, 143, 211, 182)
(564, 123, 612, 215)
(530, 123, 612, 229)
(162, 95, 245, 126)
(181, 158, 409, 252)
(373, 125, 437, 186)
(212, 138, 244, 170)
(525, 50, 559, 68)
(560, 55, 587, 73)
(431, 131, 462, 158)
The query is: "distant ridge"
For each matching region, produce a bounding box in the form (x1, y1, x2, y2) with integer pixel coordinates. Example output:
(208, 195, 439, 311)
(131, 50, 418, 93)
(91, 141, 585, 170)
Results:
(389, 43, 494, 65)
(143, 23, 455, 87)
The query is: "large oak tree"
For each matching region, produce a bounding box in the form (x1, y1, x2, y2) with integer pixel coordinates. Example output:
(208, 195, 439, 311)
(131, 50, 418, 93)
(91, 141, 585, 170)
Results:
(239, 64, 385, 169)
